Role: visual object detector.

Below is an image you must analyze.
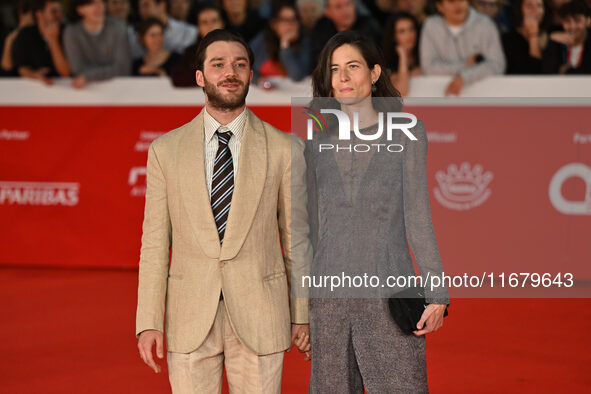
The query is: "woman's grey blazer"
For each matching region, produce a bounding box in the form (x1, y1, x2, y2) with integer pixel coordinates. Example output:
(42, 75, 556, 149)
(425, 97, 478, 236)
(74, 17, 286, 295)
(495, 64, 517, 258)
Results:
(304, 118, 449, 303)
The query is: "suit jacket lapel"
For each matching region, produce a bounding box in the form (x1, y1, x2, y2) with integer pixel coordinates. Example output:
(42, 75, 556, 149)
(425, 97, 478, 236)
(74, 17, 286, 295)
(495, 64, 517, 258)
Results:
(220, 108, 267, 261)
(179, 109, 221, 258)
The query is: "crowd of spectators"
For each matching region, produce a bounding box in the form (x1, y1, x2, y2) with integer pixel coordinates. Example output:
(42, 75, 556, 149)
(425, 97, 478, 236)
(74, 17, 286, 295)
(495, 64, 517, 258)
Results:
(0, 0, 589, 95)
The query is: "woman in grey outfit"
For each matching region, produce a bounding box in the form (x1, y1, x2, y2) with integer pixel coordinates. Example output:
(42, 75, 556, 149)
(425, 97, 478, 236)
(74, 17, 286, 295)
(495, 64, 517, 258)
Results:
(305, 31, 449, 393)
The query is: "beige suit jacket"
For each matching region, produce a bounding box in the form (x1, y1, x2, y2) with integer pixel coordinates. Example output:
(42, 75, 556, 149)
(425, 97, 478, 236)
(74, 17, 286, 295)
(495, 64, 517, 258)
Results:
(135, 107, 311, 355)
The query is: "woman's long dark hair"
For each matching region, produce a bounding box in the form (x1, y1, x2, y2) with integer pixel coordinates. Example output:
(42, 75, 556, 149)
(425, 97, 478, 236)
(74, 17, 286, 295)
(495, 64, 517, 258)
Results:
(311, 30, 402, 118)
(265, 3, 303, 62)
(383, 12, 420, 73)
(510, 0, 552, 30)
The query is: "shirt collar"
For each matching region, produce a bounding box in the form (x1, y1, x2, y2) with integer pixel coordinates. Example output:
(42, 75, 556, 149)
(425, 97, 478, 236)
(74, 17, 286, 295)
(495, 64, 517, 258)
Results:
(204, 106, 248, 143)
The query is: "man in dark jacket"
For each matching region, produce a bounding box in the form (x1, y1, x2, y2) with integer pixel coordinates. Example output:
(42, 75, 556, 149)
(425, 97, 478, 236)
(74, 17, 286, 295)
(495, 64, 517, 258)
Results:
(544, 0, 591, 74)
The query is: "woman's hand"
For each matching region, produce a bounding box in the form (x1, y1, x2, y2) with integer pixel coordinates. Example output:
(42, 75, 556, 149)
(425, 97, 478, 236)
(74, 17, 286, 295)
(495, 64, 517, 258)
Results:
(139, 65, 158, 75)
(412, 304, 447, 336)
(289, 323, 311, 360)
(523, 16, 539, 39)
(279, 27, 299, 49)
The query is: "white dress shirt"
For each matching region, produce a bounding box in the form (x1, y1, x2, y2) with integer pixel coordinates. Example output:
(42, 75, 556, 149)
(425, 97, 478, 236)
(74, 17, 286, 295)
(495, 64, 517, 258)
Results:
(203, 107, 247, 196)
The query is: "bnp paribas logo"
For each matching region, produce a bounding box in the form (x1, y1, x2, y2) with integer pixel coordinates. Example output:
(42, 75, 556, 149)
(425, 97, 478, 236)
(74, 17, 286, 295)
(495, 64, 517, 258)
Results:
(303, 107, 418, 152)
(434, 163, 494, 210)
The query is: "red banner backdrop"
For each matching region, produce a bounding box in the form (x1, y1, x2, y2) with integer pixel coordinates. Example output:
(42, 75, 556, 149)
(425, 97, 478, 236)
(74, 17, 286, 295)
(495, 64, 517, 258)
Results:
(1, 105, 590, 284)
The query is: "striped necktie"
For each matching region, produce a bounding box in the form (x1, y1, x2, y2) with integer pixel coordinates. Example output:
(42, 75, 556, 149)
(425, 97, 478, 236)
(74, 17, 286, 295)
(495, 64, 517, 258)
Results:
(211, 127, 234, 244)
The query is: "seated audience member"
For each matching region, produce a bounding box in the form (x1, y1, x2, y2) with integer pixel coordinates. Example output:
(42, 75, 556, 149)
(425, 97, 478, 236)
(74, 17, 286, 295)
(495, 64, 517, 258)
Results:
(11, 0, 70, 84)
(250, 2, 313, 88)
(133, 17, 181, 75)
(106, 0, 130, 22)
(471, 0, 510, 33)
(169, 0, 192, 22)
(131, 0, 197, 58)
(170, 5, 224, 86)
(544, 0, 591, 73)
(297, 0, 323, 32)
(64, 0, 131, 88)
(396, 0, 430, 25)
(312, 0, 381, 59)
(358, 0, 396, 25)
(1, 0, 34, 76)
(220, 0, 265, 42)
(383, 12, 421, 96)
(420, 0, 505, 95)
(502, 0, 553, 74)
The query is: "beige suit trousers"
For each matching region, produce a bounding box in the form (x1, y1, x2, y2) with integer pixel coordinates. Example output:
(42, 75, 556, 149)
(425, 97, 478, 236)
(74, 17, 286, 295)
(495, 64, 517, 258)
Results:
(167, 300, 284, 394)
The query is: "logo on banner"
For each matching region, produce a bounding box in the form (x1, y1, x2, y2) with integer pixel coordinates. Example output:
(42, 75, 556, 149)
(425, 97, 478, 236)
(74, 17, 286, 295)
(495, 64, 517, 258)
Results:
(0, 129, 30, 140)
(549, 163, 591, 215)
(427, 131, 457, 143)
(434, 163, 494, 210)
(573, 133, 591, 144)
(134, 131, 165, 152)
(303, 108, 417, 152)
(129, 167, 146, 197)
(0, 181, 79, 206)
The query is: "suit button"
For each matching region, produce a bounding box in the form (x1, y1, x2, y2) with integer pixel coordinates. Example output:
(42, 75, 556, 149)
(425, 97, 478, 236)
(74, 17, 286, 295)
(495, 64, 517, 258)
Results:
(219, 261, 224, 268)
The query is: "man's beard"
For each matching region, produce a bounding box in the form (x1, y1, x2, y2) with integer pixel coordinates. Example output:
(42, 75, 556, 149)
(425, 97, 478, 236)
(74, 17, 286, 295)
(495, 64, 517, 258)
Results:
(203, 75, 250, 111)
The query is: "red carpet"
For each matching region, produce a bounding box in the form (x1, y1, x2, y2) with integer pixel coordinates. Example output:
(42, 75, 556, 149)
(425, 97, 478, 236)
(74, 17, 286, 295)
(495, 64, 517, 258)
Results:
(1, 267, 590, 393)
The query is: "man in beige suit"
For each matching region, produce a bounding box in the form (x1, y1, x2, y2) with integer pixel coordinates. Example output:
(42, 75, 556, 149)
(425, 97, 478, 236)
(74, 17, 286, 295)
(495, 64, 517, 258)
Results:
(135, 29, 312, 393)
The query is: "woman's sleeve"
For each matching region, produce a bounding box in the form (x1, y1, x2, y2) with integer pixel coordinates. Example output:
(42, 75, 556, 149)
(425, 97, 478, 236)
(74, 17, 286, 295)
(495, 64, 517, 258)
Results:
(402, 120, 449, 304)
(279, 35, 313, 82)
(304, 140, 318, 255)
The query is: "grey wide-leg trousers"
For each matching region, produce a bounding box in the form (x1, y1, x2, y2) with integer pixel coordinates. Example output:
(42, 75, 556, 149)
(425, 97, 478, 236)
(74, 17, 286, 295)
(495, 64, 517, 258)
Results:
(309, 298, 429, 394)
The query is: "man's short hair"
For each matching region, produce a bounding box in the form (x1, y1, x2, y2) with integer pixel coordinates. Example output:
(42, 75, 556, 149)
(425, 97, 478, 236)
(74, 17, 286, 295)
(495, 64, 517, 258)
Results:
(194, 29, 254, 72)
(73, 0, 95, 8)
(31, 0, 58, 14)
(70, 0, 94, 20)
(16, 0, 33, 15)
(558, 0, 591, 19)
(197, 5, 222, 20)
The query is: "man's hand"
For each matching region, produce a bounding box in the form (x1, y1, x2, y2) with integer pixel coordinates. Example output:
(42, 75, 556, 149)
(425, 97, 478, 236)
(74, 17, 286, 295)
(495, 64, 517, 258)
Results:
(137, 329, 164, 373)
(288, 324, 311, 360)
(550, 31, 574, 46)
(72, 75, 86, 89)
(413, 304, 447, 336)
(445, 74, 463, 96)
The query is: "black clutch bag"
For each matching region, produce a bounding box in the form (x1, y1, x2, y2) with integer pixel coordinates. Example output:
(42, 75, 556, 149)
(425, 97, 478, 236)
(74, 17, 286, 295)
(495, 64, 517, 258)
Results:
(387, 286, 449, 335)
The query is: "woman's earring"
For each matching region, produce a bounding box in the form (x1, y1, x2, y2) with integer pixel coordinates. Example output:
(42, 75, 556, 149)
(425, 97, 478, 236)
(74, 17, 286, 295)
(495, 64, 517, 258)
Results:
(371, 80, 377, 93)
